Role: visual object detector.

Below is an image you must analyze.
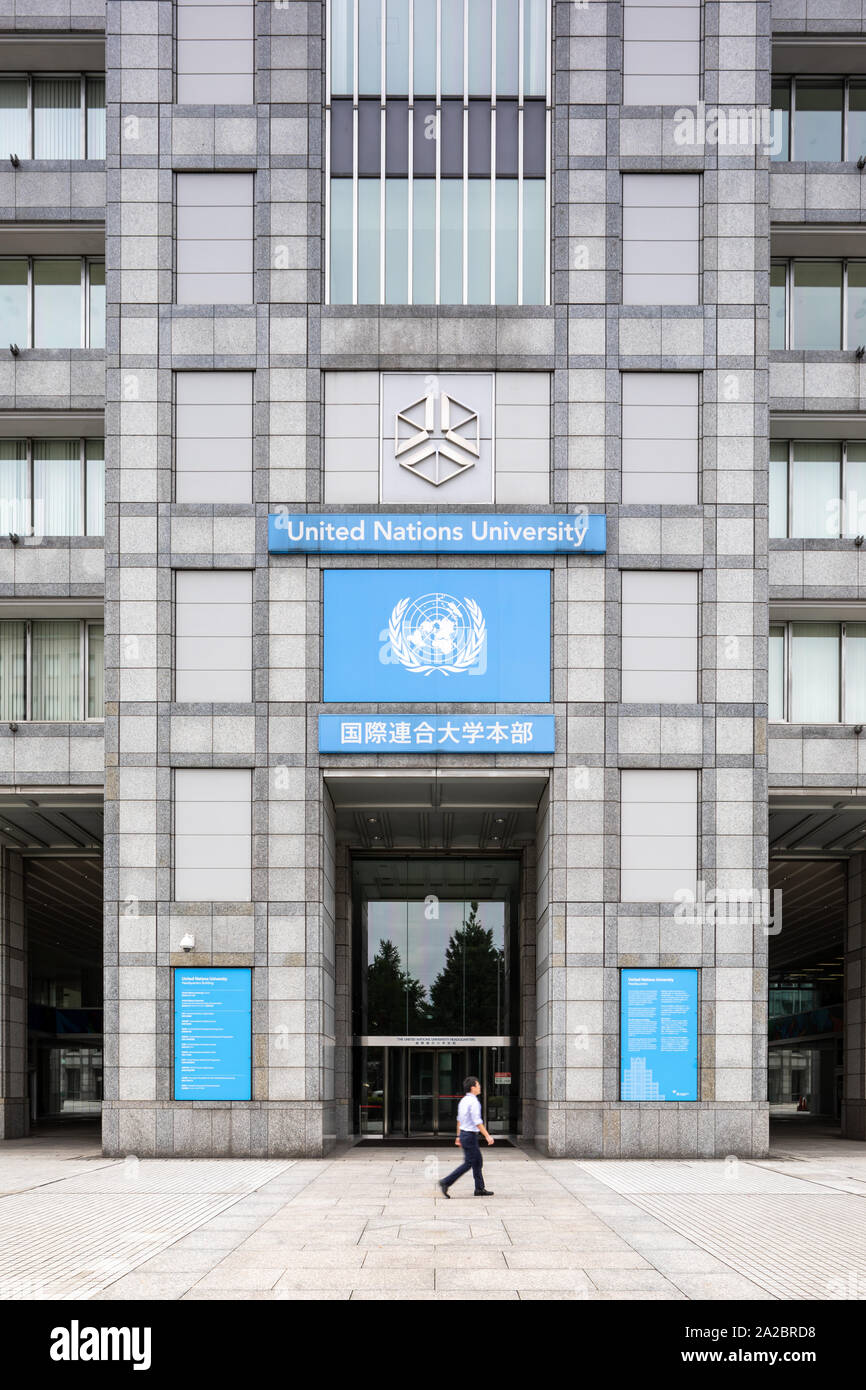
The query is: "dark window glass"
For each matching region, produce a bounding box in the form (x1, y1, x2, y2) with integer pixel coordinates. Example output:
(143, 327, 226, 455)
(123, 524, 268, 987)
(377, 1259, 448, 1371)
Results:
(794, 81, 843, 161)
(440, 99, 463, 177)
(849, 81, 866, 163)
(771, 80, 790, 162)
(385, 99, 409, 176)
(523, 98, 546, 176)
(495, 99, 519, 176)
(413, 99, 436, 176)
(792, 260, 842, 349)
(468, 100, 491, 176)
(357, 98, 381, 176)
(770, 261, 787, 348)
(330, 98, 354, 177)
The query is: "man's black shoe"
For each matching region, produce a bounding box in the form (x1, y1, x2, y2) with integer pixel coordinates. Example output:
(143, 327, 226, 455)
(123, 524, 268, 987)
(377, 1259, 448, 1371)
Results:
(438, 1180, 450, 1198)
(473, 1189, 494, 1196)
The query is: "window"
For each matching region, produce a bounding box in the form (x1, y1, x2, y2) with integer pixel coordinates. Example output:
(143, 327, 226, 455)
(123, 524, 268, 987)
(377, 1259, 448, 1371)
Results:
(621, 571, 699, 703)
(771, 76, 866, 162)
(175, 173, 254, 305)
(176, 0, 255, 104)
(622, 174, 700, 305)
(622, 0, 701, 106)
(770, 259, 866, 349)
(769, 440, 866, 538)
(327, 0, 549, 305)
(175, 372, 253, 502)
(0, 74, 105, 159)
(174, 768, 251, 902)
(0, 258, 104, 349)
(770, 620, 866, 723)
(620, 769, 698, 903)
(0, 618, 103, 721)
(0, 438, 103, 536)
(175, 570, 253, 702)
(621, 372, 699, 503)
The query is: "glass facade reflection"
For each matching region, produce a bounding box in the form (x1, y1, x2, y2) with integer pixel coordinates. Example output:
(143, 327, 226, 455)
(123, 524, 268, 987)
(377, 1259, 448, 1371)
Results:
(353, 858, 519, 1037)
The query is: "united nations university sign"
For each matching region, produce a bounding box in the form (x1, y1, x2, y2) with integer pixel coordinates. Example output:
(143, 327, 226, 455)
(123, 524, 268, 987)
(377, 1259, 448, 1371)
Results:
(268, 511, 606, 555)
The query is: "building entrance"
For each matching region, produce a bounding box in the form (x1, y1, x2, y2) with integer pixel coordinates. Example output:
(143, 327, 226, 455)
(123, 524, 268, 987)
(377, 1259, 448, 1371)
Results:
(351, 856, 521, 1138)
(358, 1044, 517, 1137)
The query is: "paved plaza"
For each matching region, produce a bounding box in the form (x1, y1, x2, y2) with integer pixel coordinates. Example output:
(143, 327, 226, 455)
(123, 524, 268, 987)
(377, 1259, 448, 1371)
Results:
(0, 1126, 864, 1302)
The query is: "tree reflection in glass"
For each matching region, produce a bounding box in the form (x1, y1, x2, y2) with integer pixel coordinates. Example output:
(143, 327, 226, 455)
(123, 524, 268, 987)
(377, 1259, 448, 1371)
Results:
(365, 900, 507, 1035)
(366, 938, 428, 1034)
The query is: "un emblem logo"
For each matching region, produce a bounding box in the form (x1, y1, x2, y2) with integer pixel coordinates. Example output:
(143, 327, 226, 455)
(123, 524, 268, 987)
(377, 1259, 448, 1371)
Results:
(388, 592, 486, 676)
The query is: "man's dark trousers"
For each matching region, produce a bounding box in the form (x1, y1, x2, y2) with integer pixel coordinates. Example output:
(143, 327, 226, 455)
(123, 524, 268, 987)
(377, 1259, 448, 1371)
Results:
(442, 1130, 484, 1193)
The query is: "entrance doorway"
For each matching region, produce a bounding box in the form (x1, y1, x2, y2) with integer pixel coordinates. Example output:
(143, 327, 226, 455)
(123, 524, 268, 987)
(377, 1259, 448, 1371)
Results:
(768, 857, 844, 1126)
(358, 1045, 517, 1137)
(352, 856, 521, 1138)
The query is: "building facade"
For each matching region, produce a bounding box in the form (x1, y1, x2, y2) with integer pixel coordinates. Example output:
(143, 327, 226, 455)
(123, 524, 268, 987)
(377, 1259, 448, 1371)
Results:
(0, 0, 864, 1159)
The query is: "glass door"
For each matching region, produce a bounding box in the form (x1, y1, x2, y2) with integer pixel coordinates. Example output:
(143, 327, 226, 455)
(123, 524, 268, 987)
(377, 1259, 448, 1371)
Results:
(436, 1050, 462, 1135)
(408, 1049, 435, 1133)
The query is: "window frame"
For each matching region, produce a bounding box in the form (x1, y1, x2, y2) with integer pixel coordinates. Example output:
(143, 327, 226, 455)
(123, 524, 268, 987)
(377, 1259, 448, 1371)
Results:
(769, 257, 866, 350)
(324, 0, 552, 307)
(0, 436, 104, 537)
(0, 71, 105, 160)
(0, 615, 104, 723)
(771, 74, 866, 161)
(768, 438, 866, 538)
(769, 618, 866, 723)
(0, 256, 104, 349)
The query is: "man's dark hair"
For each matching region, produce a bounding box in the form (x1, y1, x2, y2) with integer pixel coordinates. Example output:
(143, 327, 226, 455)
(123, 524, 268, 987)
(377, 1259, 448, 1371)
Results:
(463, 1076, 479, 1092)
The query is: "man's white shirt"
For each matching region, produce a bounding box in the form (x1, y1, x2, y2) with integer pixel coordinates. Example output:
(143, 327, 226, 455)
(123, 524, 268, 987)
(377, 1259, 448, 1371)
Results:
(457, 1094, 482, 1131)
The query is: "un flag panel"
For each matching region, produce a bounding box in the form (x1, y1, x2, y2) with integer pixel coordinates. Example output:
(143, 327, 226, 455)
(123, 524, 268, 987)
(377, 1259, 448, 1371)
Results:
(323, 569, 551, 703)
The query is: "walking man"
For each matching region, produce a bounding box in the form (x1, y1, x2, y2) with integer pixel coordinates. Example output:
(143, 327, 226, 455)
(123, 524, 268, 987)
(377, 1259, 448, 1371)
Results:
(438, 1075, 494, 1198)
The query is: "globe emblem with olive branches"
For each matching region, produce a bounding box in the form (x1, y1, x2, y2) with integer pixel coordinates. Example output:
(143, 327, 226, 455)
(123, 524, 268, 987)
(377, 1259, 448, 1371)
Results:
(388, 592, 486, 676)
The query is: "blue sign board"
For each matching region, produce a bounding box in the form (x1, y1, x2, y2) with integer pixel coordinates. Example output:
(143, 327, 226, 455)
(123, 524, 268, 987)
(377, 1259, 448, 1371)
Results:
(620, 968, 699, 1102)
(269, 512, 606, 555)
(323, 568, 550, 703)
(319, 713, 555, 753)
(174, 968, 252, 1101)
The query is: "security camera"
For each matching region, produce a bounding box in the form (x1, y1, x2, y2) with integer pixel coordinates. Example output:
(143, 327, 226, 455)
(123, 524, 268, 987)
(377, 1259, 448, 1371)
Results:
(180, 932, 195, 952)
(9, 154, 19, 168)
(9, 344, 19, 356)
(9, 533, 18, 545)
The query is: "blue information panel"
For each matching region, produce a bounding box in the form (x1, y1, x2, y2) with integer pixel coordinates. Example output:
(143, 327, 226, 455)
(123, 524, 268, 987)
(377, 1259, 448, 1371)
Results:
(319, 713, 555, 753)
(323, 568, 550, 703)
(269, 512, 606, 556)
(174, 968, 252, 1101)
(620, 968, 699, 1102)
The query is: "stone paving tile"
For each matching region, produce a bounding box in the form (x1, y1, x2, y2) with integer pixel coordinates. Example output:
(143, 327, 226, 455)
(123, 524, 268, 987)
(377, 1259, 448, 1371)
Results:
(190, 1267, 286, 1291)
(182, 1289, 352, 1301)
(583, 1269, 687, 1294)
(274, 1269, 435, 1291)
(349, 1290, 521, 1301)
(434, 1267, 595, 1292)
(136, 1249, 233, 1274)
(504, 1249, 650, 1270)
(89, 1274, 201, 1300)
(664, 1273, 778, 1301)
(224, 1248, 367, 1269)
(518, 1290, 689, 1301)
(3, 1133, 864, 1302)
